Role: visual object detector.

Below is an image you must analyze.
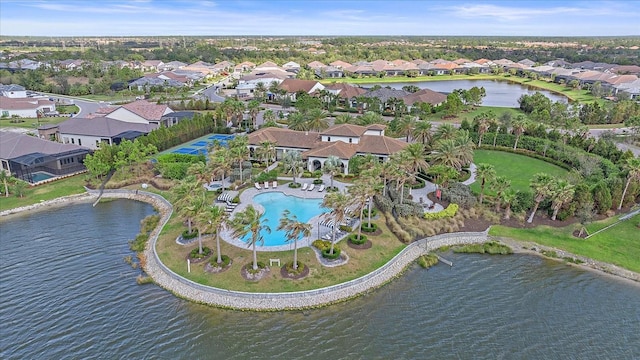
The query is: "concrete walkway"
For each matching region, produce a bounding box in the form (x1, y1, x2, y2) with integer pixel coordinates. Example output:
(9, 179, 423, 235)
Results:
(462, 163, 477, 186)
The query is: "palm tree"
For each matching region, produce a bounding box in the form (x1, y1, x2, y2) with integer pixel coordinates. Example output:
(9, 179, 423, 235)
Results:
(348, 180, 372, 241)
(277, 210, 311, 271)
(206, 205, 229, 264)
(476, 163, 496, 205)
(209, 147, 232, 191)
(321, 191, 350, 255)
(263, 109, 276, 124)
(426, 164, 458, 189)
(501, 189, 517, 220)
(550, 179, 575, 221)
(491, 176, 511, 212)
(256, 140, 276, 168)
(230, 205, 270, 271)
(247, 99, 261, 129)
(412, 120, 433, 148)
(0, 170, 10, 197)
(287, 111, 309, 131)
(187, 161, 210, 187)
(432, 139, 465, 171)
(323, 155, 342, 189)
(171, 176, 200, 235)
(306, 108, 330, 132)
(389, 151, 413, 205)
(402, 142, 429, 175)
(527, 173, 555, 223)
(454, 130, 475, 168)
(334, 113, 357, 124)
(187, 189, 208, 254)
(360, 164, 383, 227)
(512, 115, 528, 150)
(254, 82, 267, 102)
(475, 113, 491, 147)
(398, 115, 416, 142)
(228, 135, 249, 183)
(282, 150, 304, 185)
(618, 157, 640, 210)
(356, 111, 384, 126)
(434, 123, 458, 141)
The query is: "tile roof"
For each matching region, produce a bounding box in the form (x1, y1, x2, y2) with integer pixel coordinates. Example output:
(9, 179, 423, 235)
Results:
(362, 87, 410, 102)
(307, 61, 326, 69)
(278, 79, 321, 93)
(324, 83, 367, 99)
(248, 127, 321, 149)
(58, 117, 157, 137)
(302, 141, 357, 159)
(0, 97, 54, 110)
(329, 60, 352, 68)
(321, 124, 369, 137)
(357, 135, 408, 155)
(120, 100, 171, 121)
(0, 130, 88, 160)
(402, 88, 448, 106)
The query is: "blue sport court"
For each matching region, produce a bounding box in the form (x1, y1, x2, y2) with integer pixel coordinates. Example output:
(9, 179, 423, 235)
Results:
(170, 134, 235, 155)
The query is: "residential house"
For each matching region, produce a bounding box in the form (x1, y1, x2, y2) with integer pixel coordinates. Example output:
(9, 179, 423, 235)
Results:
(306, 61, 326, 70)
(247, 124, 407, 174)
(402, 88, 448, 109)
(277, 79, 324, 101)
(0, 130, 90, 183)
(160, 61, 187, 71)
(614, 79, 640, 99)
(160, 111, 196, 128)
(323, 83, 367, 108)
(141, 60, 165, 72)
(329, 60, 352, 69)
(236, 72, 289, 98)
(234, 61, 256, 74)
(0, 97, 56, 118)
(518, 59, 536, 67)
(0, 84, 27, 98)
(361, 87, 410, 111)
(56, 117, 157, 150)
(282, 61, 301, 73)
(105, 99, 174, 126)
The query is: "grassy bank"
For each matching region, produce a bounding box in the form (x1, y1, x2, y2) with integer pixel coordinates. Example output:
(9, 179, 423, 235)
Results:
(423, 106, 524, 124)
(490, 214, 640, 273)
(156, 211, 407, 293)
(0, 175, 87, 212)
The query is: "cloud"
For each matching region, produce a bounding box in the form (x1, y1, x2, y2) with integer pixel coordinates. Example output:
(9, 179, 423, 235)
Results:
(448, 4, 581, 21)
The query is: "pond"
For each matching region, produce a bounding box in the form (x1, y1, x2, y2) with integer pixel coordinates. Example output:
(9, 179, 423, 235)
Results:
(361, 79, 568, 107)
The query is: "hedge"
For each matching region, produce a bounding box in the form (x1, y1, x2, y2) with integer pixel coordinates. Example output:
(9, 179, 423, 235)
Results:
(424, 203, 459, 220)
(361, 223, 378, 232)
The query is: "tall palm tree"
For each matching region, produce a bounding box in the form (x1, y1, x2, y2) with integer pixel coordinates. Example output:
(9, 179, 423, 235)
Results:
(501, 189, 517, 220)
(263, 109, 276, 124)
(230, 205, 270, 271)
(398, 115, 416, 142)
(256, 140, 276, 168)
(512, 115, 528, 150)
(209, 147, 232, 191)
(306, 108, 330, 132)
(323, 155, 342, 188)
(527, 173, 555, 223)
(618, 157, 640, 210)
(282, 150, 304, 185)
(356, 111, 384, 126)
(287, 111, 309, 131)
(247, 99, 261, 129)
(475, 113, 491, 147)
(348, 180, 370, 241)
(476, 163, 496, 205)
(402, 142, 430, 176)
(206, 205, 229, 264)
(434, 123, 458, 141)
(228, 135, 249, 183)
(254, 82, 267, 102)
(432, 139, 465, 171)
(277, 210, 311, 270)
(550, 179, 575, 221)
(321, 191, 350, 255)
(412, 120, 433, 147)
(491, 176, 511, 212)
(360, 164, 383, 227)
(188, 189, 208, 254)
(389, 151, 413, 205)
(187, 161, 210, 188)
(171, 176, 200, 235)
(453, 130, 475, 168)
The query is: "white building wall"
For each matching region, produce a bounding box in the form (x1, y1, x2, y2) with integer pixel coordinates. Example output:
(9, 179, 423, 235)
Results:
(105, 108, 149, 124)
(321, 134, 359, 144)
(59, 133, 111, 150)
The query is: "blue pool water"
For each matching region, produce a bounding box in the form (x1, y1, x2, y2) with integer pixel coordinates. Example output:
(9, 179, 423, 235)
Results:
(251, 192, 326, 246)
(30, 171, 55, 183)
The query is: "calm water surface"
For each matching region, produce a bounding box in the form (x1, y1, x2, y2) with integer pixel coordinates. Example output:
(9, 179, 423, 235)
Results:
(1, 200, 639, 359)
(363, 79, 568, 107)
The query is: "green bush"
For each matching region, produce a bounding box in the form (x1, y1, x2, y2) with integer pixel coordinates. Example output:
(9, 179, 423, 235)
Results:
(360, 223, 378, 232)
(410, 180, 426, 189)
(302, 171, 313, 178)
(313, 178, 324, 185)
(322, 247, 342, 259)
(245, 261, 267, 274)
(209, 254, 231, 267)
(182, 229, 199, 239)
(373, 194, 394, 212)
(288, 182, 302, 188)
(424, 203, 459, 220)
(348, 233, 368, 245)
(453, 241, 512, 255)
(442, 183, 476, 209)
(312, 239, 332, 251)
(339, 224, 352, 232)
(232, 195, 240, 204)
(284, 261, 305, 274)
(313, 170, 323, 178)
(129, 233, 148, 252)
(254, 170, 278, 183)
(418, 254, 438, 268)
(190, 246, 212, 259)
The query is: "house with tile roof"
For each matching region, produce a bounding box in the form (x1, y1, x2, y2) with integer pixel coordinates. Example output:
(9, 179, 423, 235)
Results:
(329, 60, 352, 69)
(0, 130, 90, 183)
(324, 83, 367, 108)
(247, 124, 407, 174)
(105, 99, 174, 126)
(0, 97, 56, 118)
(55, 116, 158, 150)
(0, 84, 27, 98)
(402, 88, 448, 108)
(277, 79, 324, 101)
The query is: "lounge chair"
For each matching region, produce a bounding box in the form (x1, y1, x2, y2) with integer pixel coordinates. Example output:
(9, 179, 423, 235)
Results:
(301, 183, 308, 191)
(226, 201, 237, 208)
(264, 181, 269, 189)
(308, 184, 315, 191)
(318, 184, 325, 192)
(322, 233, 332, 240)
(272, 180, 278, 188)
(254, 182, 262, 190)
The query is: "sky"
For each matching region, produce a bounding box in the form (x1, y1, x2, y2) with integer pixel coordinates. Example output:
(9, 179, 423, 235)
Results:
(0, 0, 639, 37)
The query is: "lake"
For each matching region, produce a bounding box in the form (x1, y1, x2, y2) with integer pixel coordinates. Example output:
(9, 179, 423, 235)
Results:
(1, 200, 639, 359)
(361, 79, 568, 107)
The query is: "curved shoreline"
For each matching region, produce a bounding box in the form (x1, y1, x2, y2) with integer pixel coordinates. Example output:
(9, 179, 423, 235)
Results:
(2, 190, 638, 311)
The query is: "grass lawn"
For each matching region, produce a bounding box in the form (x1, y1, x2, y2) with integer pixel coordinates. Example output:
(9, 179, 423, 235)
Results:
(471, 149, 568, 194)
(423, 106, 524, 124)
(490, 214, 640, 273)
(0, 116, 70, 129)
(0, 175, 87, 212)
(156, 211, 406, 292)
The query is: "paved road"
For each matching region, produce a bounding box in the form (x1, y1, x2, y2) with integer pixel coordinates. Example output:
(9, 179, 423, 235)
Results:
(43, 93, 113, 118)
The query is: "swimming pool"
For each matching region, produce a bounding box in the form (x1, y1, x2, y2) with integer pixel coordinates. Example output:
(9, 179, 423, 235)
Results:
(250, 192, 326, 247)
(30, 171, 56, 183)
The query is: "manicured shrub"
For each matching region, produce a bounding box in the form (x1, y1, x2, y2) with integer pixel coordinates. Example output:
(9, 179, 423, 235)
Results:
(288, 182, 302, 188)
(245, 261, 267, 274)
(442, 183, 476, 208)
(182, 229, 199, 239)
(322, 247, 341, 259)
(360, 223, 378, 232)
(284, 261, 305, 274)
(209, 254, 231, 267)
(312, 239, 332, 251)
(373, 194, 393, 212)
(424, 203, 459, 220)
(348, 233, 367, 245)
(339, 224, 352, 232)
(190, 246, 212, 259)
(313, 178, 324, 185)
